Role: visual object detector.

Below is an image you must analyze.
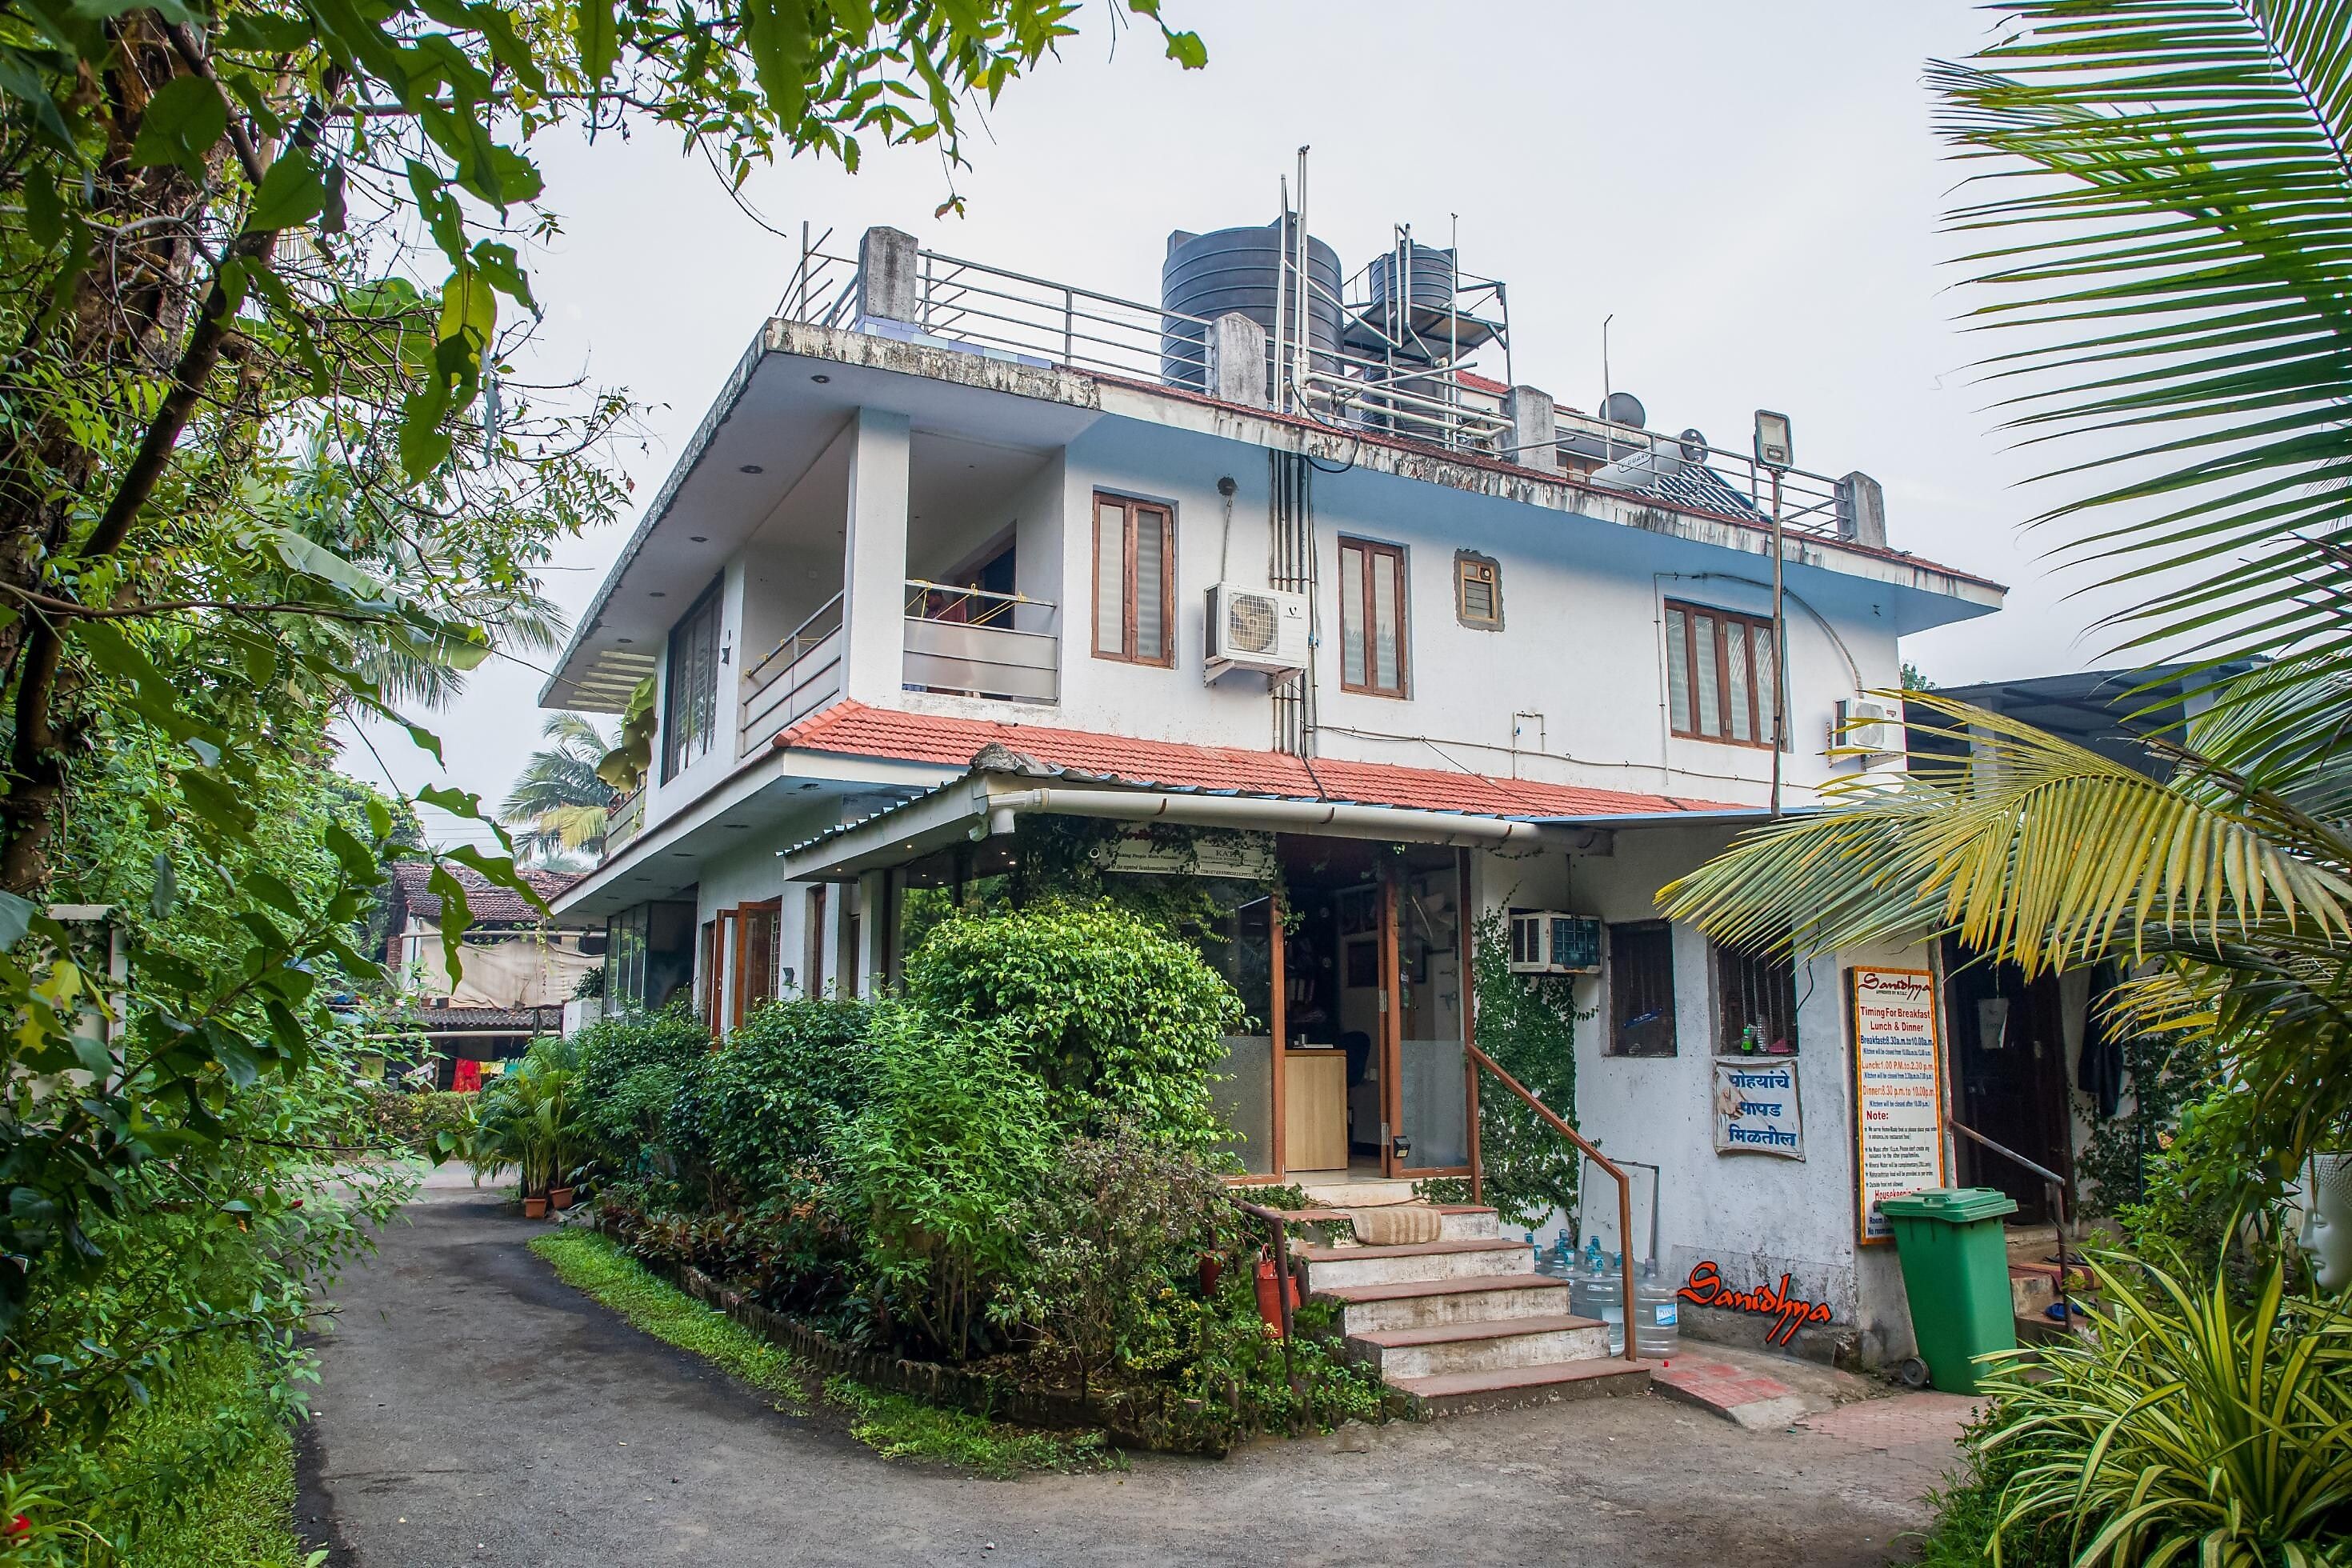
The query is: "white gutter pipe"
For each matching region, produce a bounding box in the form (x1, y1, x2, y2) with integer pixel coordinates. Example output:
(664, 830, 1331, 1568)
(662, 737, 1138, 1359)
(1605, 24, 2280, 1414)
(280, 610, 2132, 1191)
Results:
(978, 787, 1575, 850)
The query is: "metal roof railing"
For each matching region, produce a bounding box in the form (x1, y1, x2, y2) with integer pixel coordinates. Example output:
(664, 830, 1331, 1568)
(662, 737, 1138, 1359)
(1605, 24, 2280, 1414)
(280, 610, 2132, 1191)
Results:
(770, 229, 1862, 538)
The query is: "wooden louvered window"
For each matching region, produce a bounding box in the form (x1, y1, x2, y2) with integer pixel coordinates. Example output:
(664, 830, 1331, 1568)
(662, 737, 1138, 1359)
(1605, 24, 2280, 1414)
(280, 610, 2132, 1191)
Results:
(1093, 494, 1174, 666)
(1664, 599, 1782, 749)
(1454, 551, 1502, 630)
(1339, 538, 1409, 697)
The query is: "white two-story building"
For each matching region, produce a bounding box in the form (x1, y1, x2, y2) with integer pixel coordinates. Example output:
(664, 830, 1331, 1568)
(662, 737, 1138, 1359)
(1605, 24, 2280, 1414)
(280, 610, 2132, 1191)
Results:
(543, 219, 2003, 1371)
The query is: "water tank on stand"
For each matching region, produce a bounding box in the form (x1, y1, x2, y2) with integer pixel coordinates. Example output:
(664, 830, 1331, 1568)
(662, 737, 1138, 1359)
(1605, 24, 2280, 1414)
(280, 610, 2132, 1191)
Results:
(1365, 241, 1458, 338)
(1162, 218, 1343, 395)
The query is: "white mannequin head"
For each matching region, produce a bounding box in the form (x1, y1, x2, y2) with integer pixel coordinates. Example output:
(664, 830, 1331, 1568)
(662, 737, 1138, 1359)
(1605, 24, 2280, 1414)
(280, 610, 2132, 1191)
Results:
(2299, 1154, 2350, 1293)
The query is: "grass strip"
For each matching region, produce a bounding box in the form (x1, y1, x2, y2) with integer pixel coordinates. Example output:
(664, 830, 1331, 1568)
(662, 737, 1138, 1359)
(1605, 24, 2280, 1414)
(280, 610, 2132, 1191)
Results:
(528, 1227, 807, 1415)
(823, 1377, 1120, 1478)
(530, 1227, 1119, 1477)
(83, 1336, 318, 1568)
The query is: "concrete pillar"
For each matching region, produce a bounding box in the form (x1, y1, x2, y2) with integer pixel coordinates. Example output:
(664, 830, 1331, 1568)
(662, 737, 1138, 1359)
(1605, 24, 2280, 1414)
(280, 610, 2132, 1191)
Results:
(1837, 471, 1887, 549)
(855, 869, 888, 995)
(839, 407, 912, 704)
(858, 226, 921, 326)
(1505, 385, 1556, 471)
(1204, 311, 1269, 406)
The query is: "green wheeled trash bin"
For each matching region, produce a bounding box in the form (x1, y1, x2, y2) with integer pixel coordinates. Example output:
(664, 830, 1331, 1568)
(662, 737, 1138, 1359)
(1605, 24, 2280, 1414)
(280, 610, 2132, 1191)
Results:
(1878, 1187, 2019, 1394)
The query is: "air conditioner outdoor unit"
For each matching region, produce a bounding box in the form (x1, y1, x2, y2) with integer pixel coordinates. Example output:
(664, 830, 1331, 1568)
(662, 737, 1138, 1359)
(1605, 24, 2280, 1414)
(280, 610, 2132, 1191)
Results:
(1833, 697, 1905, 760)
(1206, 583, 1309, 676)
(1507, 909, 1603, 975)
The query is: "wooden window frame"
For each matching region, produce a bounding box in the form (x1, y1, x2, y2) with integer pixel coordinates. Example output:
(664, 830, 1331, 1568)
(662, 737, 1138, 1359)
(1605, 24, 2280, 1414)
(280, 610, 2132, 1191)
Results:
(1607, 920, 1678, 1058)
(1664, 598, 1784, 750)
(1338, 537, 1410, 698)
(1453, 550, 1502, 630)
(660, 576, 726, 782)
(1090, 493, 1175, 667)
(1713, 942, 1799, 1057)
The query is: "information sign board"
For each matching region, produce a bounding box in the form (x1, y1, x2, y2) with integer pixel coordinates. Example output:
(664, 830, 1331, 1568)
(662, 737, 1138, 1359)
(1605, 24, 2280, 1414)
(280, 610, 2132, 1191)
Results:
(1851, 966, 1946, 1245)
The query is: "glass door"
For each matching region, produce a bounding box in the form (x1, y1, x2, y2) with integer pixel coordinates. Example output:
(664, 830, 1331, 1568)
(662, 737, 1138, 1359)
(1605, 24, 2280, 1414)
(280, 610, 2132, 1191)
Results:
(1383, 847, 1471, 1177)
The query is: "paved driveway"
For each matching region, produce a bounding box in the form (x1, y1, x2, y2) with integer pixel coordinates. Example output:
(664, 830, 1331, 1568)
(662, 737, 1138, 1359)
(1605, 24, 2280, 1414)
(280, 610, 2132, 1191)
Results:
(300, 1188, 1970, 1567)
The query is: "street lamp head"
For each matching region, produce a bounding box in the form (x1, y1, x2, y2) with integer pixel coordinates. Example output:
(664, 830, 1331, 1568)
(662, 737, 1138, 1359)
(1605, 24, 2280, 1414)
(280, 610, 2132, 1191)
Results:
(1754, 409, 1794, 471)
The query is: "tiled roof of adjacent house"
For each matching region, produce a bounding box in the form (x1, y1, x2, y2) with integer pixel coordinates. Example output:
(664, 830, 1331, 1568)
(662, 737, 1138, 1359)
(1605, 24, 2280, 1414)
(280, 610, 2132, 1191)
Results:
(774, 701, 1731, 818)
(388, 861, 582, 924)
(387, 1004, 565, 1033)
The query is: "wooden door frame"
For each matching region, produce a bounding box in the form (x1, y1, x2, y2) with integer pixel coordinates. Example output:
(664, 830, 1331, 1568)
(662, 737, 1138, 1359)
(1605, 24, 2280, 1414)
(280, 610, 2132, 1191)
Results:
(731, 898, 782, 1030)
(1380, 852, 1474, 1180)
(1269, 885, 1288, 1179)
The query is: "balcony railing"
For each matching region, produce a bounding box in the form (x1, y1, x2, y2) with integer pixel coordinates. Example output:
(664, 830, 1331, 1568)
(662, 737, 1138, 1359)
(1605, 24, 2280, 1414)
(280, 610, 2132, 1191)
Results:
(605, 786, 645, 854)
(902, 580, 1057, 705)
(777, 229, 1863, 542)
(739, 592, 845, 753)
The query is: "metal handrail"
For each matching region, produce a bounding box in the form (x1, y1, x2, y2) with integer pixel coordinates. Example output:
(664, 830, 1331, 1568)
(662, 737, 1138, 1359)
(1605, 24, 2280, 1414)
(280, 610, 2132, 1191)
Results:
(1226, 1193, 1299, 1388)
(742, 592, 845, 693)
(1466, 1042, 1642, 1364)
(1948, 1110, 2078, 1321)
(903, 578, 1055, 632)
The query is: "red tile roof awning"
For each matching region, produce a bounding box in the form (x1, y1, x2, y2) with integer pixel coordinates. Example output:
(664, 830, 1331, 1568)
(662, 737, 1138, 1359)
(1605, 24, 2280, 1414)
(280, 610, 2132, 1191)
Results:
(774, 701, 1731, 819)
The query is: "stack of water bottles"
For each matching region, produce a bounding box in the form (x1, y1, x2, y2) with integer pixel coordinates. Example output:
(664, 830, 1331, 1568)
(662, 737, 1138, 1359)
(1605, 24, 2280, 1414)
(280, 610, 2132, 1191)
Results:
(1566, 1236, 1681, 1359)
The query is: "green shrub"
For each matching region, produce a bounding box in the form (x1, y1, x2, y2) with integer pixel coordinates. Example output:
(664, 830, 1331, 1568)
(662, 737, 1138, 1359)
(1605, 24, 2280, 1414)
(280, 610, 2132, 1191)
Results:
(1974, 1252, 2352, 1566)
(362, 1086, 476, 1158)
(904, 902, 1245, 1149)
(832, 1008, 1058, 1360)
(674, 996, 875, 1201)
(1014, 1122, 1230, 1402)
(573, 1002, 710, 1175)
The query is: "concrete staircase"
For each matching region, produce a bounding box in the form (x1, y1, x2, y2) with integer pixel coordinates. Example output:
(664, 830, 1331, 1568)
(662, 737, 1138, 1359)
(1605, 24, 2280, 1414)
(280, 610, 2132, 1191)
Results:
(1286, 1203, 1652, 1416)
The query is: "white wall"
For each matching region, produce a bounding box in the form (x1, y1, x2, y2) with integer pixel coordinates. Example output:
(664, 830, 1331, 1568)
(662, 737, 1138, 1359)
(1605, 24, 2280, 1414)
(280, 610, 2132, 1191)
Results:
(883, 414, 1907, 808)
(1473, 827, 1929, 1365)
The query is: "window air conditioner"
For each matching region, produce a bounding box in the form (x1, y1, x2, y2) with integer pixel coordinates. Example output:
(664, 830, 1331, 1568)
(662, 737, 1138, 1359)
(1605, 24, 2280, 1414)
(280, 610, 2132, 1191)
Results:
(1832, 698, 1904, 761)
(1507, 910, 1603, 975)
(1206, 583, 1309, 676)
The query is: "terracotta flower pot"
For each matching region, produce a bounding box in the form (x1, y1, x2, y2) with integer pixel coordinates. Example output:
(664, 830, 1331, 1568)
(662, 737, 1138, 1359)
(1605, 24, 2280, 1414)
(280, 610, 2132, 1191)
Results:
(1253, 1255, 1298, 1337)
(1197, 1254, 1223, 1295)
(549, 1186, 576, 1211)
(522, 1195, 550, 1219)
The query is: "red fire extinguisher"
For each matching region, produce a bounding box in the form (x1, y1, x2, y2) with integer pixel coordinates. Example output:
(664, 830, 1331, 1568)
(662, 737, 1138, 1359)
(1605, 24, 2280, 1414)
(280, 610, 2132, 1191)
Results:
(1253, 1251, 1298, 1336)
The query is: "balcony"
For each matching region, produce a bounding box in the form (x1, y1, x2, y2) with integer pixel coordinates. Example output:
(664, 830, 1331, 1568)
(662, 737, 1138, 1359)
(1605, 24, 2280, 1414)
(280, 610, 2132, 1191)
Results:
(902, 581, 1058, 705)
(739, 593, 845, 754)
(606, 786, 645, 853)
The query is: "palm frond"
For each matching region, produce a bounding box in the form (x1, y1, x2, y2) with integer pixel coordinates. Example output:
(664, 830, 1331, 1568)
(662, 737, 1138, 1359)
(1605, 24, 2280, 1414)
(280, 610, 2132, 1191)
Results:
(1658, 692, 2352, 970)
(1931, 0, 2352, 684)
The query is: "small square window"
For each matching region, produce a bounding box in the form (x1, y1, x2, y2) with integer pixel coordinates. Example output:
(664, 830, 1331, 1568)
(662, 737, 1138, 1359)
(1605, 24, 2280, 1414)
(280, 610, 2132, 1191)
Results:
(1714, 942, 1798, 1055)
(1455, 551, 1502, 630)
(1608, 921, 1677, 1057)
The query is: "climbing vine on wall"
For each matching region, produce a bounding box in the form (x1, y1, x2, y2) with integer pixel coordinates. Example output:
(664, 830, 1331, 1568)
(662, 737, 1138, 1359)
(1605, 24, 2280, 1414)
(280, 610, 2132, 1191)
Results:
(1424, 909, 1584, 1229)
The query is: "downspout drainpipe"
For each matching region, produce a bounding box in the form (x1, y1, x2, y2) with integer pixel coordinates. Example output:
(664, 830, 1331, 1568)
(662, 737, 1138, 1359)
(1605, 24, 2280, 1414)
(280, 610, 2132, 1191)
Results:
(979, 787, 1573, 850)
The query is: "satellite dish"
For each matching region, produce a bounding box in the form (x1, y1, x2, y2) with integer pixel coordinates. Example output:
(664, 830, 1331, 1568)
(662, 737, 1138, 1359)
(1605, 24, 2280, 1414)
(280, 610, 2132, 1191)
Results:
(1678, 427, 1710, 462)
(1600, 390, 1646, 430)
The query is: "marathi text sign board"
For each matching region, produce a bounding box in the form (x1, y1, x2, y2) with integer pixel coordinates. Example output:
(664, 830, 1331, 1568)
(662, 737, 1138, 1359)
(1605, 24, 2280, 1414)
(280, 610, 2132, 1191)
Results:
(1851, 966, 1946, 1245)
(1713, 1059, 1803, 1158)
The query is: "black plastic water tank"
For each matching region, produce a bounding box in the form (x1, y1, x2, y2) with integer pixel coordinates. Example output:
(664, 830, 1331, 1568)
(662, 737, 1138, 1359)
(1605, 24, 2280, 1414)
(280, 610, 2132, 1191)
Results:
(1160, 218, 1343, 393)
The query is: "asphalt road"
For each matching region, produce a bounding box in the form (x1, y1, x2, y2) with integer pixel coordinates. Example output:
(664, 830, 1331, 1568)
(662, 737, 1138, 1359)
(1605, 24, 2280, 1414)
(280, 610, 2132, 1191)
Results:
(298, 1186, 1966, 1567)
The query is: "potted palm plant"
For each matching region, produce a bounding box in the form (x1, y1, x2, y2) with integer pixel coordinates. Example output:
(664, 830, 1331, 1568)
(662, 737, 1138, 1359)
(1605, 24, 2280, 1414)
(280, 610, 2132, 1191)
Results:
(470, 1046, 579, 1220)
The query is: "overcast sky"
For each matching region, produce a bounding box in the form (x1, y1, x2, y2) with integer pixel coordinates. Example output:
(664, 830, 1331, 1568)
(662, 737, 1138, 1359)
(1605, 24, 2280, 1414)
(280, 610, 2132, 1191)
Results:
(344, 0, 2156, 850)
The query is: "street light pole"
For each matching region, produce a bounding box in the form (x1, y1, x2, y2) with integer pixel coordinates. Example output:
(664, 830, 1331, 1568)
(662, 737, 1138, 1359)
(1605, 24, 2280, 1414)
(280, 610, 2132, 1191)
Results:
(1770, 466, 1786, 819)
(1753, 410, 1794, 820)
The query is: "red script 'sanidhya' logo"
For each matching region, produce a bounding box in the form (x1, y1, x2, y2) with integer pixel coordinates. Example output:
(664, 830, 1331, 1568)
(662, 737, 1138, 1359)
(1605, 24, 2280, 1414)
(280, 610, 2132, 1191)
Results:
(1678, 1261, 1834, 1346)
